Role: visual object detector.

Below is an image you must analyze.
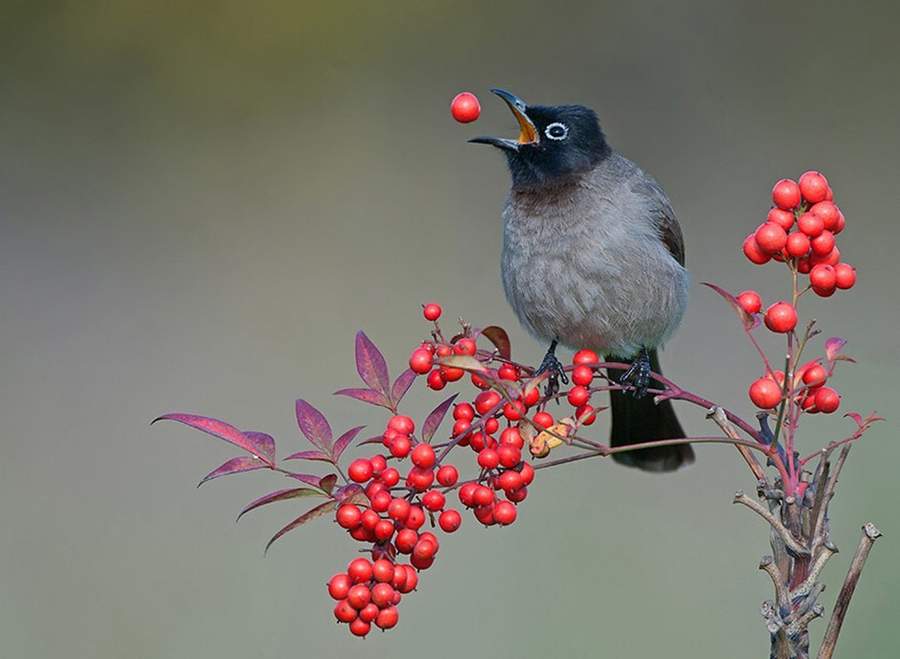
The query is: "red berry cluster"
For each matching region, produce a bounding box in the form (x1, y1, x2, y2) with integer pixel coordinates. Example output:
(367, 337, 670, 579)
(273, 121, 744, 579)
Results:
(328, 556, 412, 636)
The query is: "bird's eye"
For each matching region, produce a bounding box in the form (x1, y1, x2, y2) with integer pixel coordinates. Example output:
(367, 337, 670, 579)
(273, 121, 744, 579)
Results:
(545, 122, 569, 141)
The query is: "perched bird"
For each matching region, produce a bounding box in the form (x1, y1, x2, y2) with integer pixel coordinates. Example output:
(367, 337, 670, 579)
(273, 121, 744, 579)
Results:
(471, 88, 693, 472)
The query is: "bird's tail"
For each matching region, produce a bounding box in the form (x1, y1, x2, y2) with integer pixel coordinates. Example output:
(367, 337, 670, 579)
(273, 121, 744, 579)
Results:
(607, 349, 694, 472)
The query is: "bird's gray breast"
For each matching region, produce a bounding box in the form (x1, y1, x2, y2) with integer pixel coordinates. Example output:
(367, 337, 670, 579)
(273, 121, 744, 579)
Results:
(500, 170, 688, 357)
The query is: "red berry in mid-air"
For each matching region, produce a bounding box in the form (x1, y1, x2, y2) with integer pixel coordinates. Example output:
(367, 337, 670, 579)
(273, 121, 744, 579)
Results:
(736, 290, 762, 315)
(749, 377, 782, 409)
(764, 301, 798, 333)
(450, 92, 481, 123)
(423, 303, 442, 321)
(439, 509, 462, 533)
(772, 178, 801, 209)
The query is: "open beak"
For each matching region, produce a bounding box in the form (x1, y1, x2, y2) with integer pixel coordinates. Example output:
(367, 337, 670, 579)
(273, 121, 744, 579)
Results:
(469, 88, 539, 152)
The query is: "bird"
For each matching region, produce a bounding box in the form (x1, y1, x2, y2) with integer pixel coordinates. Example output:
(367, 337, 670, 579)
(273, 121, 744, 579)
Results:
(471, 88, 694, 472)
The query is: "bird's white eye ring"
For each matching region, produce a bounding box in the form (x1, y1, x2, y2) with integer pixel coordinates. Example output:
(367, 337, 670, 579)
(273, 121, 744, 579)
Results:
(545, 122, 568, 141)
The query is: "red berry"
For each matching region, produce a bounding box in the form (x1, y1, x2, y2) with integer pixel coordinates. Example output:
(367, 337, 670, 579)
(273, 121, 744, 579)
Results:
(411, 443, 436, 468)
(458, 482, 478, 507)
(412, 538, 437, 561)
(572, 349, 599, 366)
(347, 557, 373, 583)
(833, 210, 846, 234)
(576, 404, 597, 425)
(406, 466, 434, 491)
(498, 363, 520, 380)
(503, 400, 525, 421)
(522, 385, 541, 407)
(452, 418, 471, 438)
(349, 618, 371, 637)
(802, 364, 828, 388)
(484, 417, 500, 434)
(571, 365, 593, 386)
(472, 484, 495, 506)
(474, 504, 495, 526)
(506, 485, 528, 503)
(497, 443, 521, 468)
(470, 373, 489, 389)
(334, 599, 358, 623)
(810, 230, 835, 257)
(834, 263, 856, 289)
(799, 171, 829, 204)
(388, 415, 415, 435)
(809, 264, 836, 293)
(797, 257, 812, 274)
(500, 427, 524, 448)
(785, 231, 811, 258)
(395, 528, 418, 554)
(797, 213, 824, 238)
(519, 462, 535, 485)
(399, 565, 418, 592)
(497, 469, 523, 492)
(422, 489, 446, 511)
(405, 505, 426, 530)
(567, 385, 591, 407)
(370, 490, 391, 513)
(387, 497, 411, 522)
(450, 92, 480, 123)
(380, 466, 400, 487)
(336, 504, 362, 529)
(358, 602, 379, 623)
(427, 370, 446, 390)
(454, 337, 477, 356)
(360, 509, 380, 531)
(533, 411, 554, 428)
(814, 386, 841, 413)
(494, 500, 518, 526)
(767, 207, 795, 231)
(409, 348, 433, 374)
(439, 509, 462, 532)
(754, 222, 788, 254)
(749, 377, 782, 409)
(764, 301, 798, 333)
(423, 303, 442, 321)
(375, 606, 399, 630)
(372, 559, 395, 583)
(374, 519, 395, 542)
(810, 201, 839, 230)
(772, 178, 801, 209)
(477, 448, 500, 469)
(435, 344, 452, 358)
(390, 435, 411, 458)
(370, 582, 395, 608)
(436, 464, 459, 487)
(810, 246, 840, 267)
(736, 290, 762, 315)
(453, 402, 475, 421)
(348, 459, 374, 483)
(347, 584, 371, 609)
(475, 390, 502, 415)
(328, 573, 352, 600)
(440, 365, 464, 382)
(743, 233, 771, 265)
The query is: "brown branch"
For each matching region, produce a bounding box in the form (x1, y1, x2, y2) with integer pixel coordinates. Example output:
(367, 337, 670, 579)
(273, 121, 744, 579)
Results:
(734, 491, 810, 557)
(707, 406, 767, 481)
(817, 523, 883, 659)
(811, 446, 851, 556)
(760, 555, 791, 614)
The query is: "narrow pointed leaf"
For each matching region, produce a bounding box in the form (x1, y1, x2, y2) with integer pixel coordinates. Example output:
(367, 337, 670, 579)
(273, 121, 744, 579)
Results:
(334, 483, 364, 502)
(844, 412, 863, 428)
(438, 355, 487, 373)
(357, 435, 386, 447)
(152, 413, 274, 465)
(701, 282, 757, 330)
(332, 425, 366, 461)
(334, 388, 391, 409)
(284, 472, 331, 489)
(421, 394, 458, 443)
(236, 487, 326, 522)
(355, 331, 389, 395)
(294, 399, 333, 452)
(242, 431, 276, 465)
(283, 449, 333, 463)
(198, 456, 268, 487)
(264, 500, 338, 554)
(481, 326, 512, 359)
(390, 369, 417, 406)
(824, 337, 854, 363)
(318, 474, 338, 496)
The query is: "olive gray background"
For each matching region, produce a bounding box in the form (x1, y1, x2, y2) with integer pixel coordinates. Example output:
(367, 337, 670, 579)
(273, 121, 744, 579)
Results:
(2, 2, 898, 658)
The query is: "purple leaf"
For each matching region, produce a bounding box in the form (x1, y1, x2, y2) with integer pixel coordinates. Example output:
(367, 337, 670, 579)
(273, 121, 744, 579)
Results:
(481, 326, 512, 360)
(242, 431, 276, 465)
(421, 394, 458, 443)
(701, 282, 757, 331)
(294, 399, 333, 452)
(332, 425, 366, 462)
(334, 483, 364, 502)
(844, 412, 863, 428)
(198, 456, 268, 487)
(236, 487, 326, 521)
(355, 331, 389, 395)
(390, 369, 417, 406)
(318, 474, 338, 495)
(283, 449, 333, 463)
(357, 435, 385, 447)
(264, 500, 338, 554)
(152, 413, 275, 466)
(284, 472, 332, 489)
(334, 388, 392, 409)
(824, 337, 855, 364)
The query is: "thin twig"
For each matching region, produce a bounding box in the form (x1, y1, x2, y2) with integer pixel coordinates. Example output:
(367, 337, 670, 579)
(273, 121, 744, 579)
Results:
(811, 446, 851, 556)
(707, 406, 767, 481)
(734, 491, 810, 557)
(760, 555, 791, 614)
(817, 523, 883, 659)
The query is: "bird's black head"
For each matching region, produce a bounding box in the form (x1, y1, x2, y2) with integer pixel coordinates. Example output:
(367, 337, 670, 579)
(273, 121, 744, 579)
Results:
(470, 89, 611, 190)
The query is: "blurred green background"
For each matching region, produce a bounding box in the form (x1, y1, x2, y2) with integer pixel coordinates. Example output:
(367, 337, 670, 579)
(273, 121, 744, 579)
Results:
(2, 2, 898, 657)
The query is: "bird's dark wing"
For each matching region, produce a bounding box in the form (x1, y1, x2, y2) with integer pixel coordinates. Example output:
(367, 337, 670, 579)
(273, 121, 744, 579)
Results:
(631, 174, 685, 267)
(657, 209, 685, 267)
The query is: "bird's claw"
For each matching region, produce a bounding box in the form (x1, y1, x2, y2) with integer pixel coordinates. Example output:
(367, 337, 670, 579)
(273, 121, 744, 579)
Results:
(535, 351, 569, 398)
(618, 349, 652, 398)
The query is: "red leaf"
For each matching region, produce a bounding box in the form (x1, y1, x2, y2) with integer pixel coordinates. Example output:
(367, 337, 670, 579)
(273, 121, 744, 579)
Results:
(843, 412, 864, 428)
(198, 456, 268, 487)
(242, 431, 276, 465)
(701, 282, 758, 331)
(824, 337, 854, 363)
(294, 399, 333, 452)
(283, 450, 333, 463)
(421, 394, 458, 443)
(390, 369, 417, 406)
(355, 331, 390, 396)
(152, 413, 275, 466)
(236, 487, 326, 521)
(481, 326, 512, 360)
(334, 388, 391, 409)
(264, 500, 338, 554)
(332, 425, 366, 462)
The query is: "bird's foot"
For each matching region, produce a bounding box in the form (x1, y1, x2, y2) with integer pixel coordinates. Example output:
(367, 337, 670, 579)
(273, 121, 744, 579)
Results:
(534, 340, 569, 398)
(618, 348, 652, 398)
